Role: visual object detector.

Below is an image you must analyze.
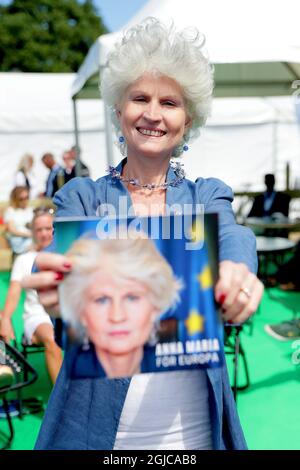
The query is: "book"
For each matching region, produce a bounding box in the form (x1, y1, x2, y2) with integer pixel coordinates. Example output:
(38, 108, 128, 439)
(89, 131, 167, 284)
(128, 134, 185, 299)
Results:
(55, 212, 223, 379)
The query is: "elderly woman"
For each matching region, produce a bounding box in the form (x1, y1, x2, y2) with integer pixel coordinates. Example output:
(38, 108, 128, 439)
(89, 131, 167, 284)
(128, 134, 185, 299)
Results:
(59, 237, 181, 379)
(24, 18, 263, 450)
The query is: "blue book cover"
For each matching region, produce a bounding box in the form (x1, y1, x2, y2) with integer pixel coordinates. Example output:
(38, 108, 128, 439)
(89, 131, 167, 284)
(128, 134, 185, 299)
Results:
(55, 213, 223, 379)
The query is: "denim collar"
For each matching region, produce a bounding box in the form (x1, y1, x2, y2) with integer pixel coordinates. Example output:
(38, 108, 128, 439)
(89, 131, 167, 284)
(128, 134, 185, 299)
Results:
(106, 158, 194, 216)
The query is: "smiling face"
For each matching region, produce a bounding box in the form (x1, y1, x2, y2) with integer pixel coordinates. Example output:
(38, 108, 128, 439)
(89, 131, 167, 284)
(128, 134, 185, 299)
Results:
(81, 269, 159, 356)
(117, 74, 191, 160)
(32, 214, 53, 250)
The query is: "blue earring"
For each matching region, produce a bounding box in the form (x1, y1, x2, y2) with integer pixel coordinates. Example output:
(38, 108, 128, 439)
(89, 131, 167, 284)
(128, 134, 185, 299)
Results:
(183, 144, 189, 152)
(119, 135, 125, 143)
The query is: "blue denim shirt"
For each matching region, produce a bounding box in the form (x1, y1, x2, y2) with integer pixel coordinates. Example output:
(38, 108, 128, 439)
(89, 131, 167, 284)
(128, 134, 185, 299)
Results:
(35, 160, 257, 450)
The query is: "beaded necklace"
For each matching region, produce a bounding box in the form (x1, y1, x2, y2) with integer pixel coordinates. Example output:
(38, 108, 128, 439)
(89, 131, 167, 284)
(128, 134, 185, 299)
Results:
(108, 160, 185, 190)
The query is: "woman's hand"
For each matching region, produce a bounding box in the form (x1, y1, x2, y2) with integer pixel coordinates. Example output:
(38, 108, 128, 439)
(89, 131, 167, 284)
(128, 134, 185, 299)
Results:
(21, 252, 72, 317)
(215, 260, 264, 324)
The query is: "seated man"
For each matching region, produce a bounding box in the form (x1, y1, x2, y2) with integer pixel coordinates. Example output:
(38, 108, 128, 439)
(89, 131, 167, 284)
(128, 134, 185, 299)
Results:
(248, 174, 290, 218)
(0, 209, 62, 383)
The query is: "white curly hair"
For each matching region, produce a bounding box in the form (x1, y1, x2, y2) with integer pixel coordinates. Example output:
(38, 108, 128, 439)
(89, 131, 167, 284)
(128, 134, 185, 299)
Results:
(101, 17, 214, 157)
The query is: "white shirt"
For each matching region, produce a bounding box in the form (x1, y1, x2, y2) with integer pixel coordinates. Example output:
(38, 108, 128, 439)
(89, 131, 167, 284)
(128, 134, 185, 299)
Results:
(4, 206, 33, 234)
(114, 370, 213, 450)
(4, 206, 33, 254)
(10, 251, 48, 322)
(15, 171, 39, 199)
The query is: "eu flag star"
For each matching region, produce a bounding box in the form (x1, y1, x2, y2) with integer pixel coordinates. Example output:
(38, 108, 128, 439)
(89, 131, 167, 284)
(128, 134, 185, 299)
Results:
(197, 265, 213, 290)
(189, 219, 204, 243)
(185, 310, 205, 335)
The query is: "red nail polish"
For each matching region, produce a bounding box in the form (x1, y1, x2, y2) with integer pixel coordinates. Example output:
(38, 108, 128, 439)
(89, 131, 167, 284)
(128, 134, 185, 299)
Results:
(228, 320, 233, 324)
(55, 272, 64, 281)
(63, 262, 72, 269)
(219, 294, 226, 305)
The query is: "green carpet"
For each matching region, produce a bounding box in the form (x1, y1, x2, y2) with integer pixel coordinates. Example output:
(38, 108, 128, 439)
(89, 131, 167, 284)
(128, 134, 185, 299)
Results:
(0, 271, 52, 450)
(230, 288, 300, 450)
(0, 271, 299, 450)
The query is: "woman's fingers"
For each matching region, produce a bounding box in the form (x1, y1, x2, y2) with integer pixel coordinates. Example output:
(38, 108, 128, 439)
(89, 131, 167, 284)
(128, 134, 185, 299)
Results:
(21, 272, 62, 317)
(39, 290, 61, 318)
(215, 260, 239, 303)
(21, 252, 72, 290)
(222, 264, 251, 307)
(34, 252, 72, 273)
(215, 260, 264, 324)
(38, 288, 60, 309)
(222, 272, 258, 320)
(22, 270, 64, 290)
(228, 280, 264, 324)
(20, 252, 72, 318)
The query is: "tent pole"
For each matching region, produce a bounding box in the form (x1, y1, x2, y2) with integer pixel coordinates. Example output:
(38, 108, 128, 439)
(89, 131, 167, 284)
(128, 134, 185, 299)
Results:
(100, 64, 114, 168)
(263, 98, 278, 183)
(72, 97, 81, 176)
(103, 101, 114, 168)
(272, 118, 278, 177)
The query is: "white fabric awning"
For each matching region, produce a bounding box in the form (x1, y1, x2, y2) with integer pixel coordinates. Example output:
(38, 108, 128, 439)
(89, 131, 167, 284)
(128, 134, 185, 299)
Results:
(72, 0, 300, 99)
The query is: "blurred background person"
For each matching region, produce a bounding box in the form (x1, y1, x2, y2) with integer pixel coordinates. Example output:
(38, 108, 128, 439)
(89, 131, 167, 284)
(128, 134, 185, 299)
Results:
(0, 209, 62, 384)
(248, 173, 291, 218)
(51, 150, 76, 195)
(41, 152, 63, 199)
(69, 145, 90, 177)
(52, 149, 90, 195)
(3, 186, 33, 255)
(14, 154, 39, 199)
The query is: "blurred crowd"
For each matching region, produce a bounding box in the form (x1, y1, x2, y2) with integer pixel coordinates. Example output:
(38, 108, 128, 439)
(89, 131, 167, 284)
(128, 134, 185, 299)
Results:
(0, 145, 90, 389)
(0, 146, 90, 257)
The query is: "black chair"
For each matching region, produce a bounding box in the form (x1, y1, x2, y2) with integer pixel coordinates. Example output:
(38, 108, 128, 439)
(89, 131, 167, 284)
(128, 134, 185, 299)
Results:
(17, 318, 64, 416)
(0, 340, 38, 449)
(21, 318, 64, 367)
(224, 324, 250, 401)
(21, 334, 45, 376)
(16, 335, 45, 417)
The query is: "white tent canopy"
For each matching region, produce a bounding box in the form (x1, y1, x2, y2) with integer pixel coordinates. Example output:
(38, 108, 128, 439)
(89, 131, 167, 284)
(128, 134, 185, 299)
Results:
(70, 0, 300, 193)
(2, 1, 300, 200)
(72, 0, 300, 99)
(0, 73, 300, 202)
(0, 73, 107, 200)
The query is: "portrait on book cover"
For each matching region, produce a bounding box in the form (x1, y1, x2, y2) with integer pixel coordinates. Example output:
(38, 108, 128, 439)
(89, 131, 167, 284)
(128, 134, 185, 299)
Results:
(56, 214, 222, 379)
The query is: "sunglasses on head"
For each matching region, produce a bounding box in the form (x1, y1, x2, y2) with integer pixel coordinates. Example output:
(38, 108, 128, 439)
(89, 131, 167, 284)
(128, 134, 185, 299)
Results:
(33, 207, 55, 216)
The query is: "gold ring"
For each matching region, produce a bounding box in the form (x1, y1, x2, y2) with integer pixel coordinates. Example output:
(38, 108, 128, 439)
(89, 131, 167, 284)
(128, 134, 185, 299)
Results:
(240, 286, 252, 298)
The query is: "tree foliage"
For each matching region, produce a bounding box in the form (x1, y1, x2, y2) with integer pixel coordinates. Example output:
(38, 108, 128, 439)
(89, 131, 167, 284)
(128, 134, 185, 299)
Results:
(0, 0, 107, 72)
